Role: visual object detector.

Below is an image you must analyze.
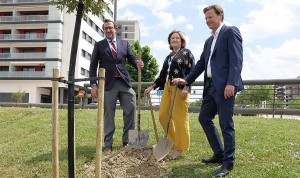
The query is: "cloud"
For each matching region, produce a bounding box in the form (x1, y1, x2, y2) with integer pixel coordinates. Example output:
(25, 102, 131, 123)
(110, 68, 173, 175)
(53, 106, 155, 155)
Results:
(243, 39, 300, 79)
(175, 15, 186, 23)
(118, 0, 173, 12)
(239, 1, 300, 43)
(139, 22, 153, 37)
(118, 9, 144, 21)
(186, 24, 194, 30)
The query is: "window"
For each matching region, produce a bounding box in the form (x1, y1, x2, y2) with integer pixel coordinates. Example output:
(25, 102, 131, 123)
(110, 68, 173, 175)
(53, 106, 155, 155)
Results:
(81, 49, 85, 57)
(125, 27, 128, 31)
(81, 67, 85, 75)
(125, 33, 127, 38)
(82, 31, 86, 39)
(0, 66, 9, 71)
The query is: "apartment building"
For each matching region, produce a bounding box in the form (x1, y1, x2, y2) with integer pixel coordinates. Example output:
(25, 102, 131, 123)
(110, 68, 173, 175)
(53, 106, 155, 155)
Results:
(116, 20, 140, 45)
(275, 76, 300, 108)
(0, 0, 115, 103)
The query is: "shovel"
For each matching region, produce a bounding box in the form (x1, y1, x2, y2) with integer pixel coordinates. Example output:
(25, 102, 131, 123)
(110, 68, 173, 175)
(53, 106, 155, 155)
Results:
(147, 93, 159, 143)
(153, 85, 177, 161)
(128, 52, 149, 147)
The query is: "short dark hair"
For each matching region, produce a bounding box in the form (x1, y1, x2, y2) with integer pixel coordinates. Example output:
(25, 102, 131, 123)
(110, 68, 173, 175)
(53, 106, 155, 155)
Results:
(203, 5, 224, 21)
(168, 29, 186, 50)
(102, 19, 118, 30)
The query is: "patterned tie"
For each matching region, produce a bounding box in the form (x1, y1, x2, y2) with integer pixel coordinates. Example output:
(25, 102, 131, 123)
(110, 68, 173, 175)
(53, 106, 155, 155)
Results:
(110, 40, 117, 59)
(110, 40, 120, 77)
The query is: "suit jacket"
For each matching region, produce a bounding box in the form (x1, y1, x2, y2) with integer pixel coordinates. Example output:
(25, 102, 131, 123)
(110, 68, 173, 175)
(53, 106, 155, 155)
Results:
(185, 25, 244, 95)
(89, 38, 138, 91)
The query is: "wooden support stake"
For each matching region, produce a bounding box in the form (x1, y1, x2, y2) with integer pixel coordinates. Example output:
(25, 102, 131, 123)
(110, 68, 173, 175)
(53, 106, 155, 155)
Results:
(52, 68, 59, 178)
(95, 68, 105, 178)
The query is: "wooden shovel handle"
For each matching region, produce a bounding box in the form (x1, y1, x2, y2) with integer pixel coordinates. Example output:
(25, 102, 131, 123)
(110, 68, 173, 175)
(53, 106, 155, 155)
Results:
(147, 93, 159, 143)
(164, 85, 177, 138)
(137, 52, 142, 131)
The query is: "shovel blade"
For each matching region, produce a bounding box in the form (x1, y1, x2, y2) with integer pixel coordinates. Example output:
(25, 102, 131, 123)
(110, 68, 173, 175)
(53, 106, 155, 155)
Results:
(153, 137, 174, 161)
(128, 130, 149, 148)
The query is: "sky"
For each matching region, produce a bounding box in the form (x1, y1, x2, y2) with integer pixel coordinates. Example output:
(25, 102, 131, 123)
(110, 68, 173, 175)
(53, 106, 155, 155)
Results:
(117, 0, 300, 81)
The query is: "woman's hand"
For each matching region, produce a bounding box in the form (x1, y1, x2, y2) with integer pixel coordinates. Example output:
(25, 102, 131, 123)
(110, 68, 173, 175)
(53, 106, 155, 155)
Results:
(144, 85, 153, 96)
(172, 78, 187, 85)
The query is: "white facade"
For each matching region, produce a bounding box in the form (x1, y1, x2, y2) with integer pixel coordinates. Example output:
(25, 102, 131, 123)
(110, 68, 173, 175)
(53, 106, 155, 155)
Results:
(0, 0, 115, 103)
(116, 20, 140, 45)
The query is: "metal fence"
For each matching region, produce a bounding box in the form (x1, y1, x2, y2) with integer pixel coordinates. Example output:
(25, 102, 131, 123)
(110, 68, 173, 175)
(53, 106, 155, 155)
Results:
(1, 79, 300, 117)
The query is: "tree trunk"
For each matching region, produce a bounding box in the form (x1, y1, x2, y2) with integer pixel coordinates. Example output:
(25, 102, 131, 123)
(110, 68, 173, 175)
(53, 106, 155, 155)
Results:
(67, 1, 83, 177)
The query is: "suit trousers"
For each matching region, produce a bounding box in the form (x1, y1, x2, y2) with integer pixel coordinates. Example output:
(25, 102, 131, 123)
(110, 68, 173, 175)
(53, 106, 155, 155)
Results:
(103, 78, 136, 147)
(159, 81, 190, 151)
(199, 80, 235, 166)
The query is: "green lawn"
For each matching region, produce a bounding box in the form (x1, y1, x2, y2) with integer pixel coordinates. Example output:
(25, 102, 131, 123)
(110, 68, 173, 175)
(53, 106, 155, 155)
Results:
(0, 107, 299, 177)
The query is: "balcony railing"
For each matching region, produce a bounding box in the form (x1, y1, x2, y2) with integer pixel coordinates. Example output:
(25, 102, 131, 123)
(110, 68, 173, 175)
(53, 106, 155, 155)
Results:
(0, 71, 46, 77)
(0, 53, 11, 58)
(12, 52, 46, 58)
(0, 15, 61, 22)
(0, 52, 62, 59)
(0, 0, 49, 4)
(0, 33, 61, 40)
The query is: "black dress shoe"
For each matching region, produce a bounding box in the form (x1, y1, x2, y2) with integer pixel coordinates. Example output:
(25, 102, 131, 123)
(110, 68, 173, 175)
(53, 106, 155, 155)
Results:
(123, 142, 128, 147)
(202, 155, 223, 164)
(212, 165, 233, 177)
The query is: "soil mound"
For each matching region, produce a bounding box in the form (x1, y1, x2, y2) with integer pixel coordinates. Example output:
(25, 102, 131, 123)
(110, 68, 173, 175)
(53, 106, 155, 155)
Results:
(84, 147, 171, 177)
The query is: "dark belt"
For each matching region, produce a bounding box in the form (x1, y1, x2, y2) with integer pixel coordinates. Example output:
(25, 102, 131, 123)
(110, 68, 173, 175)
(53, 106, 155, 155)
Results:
(207, 77, 212, 81)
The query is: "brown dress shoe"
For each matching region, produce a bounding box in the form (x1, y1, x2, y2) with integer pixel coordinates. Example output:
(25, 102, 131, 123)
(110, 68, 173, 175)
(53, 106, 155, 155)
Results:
(103, 146, 112, 154)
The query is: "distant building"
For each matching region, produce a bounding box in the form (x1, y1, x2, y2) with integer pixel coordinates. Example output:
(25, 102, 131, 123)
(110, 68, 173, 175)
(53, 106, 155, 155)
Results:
(0, 0, 115, 103)
(116, 20, 140, 45)
(275, 76, 300, 108)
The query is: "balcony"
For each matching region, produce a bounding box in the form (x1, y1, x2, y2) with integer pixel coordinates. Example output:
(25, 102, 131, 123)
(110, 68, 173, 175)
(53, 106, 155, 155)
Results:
(0, 0, 49, 4)
(13, 52, 46, 58)
(0, 53, 10, 58)
(0, 52, 62, 59)
(0, 71, 47, 77)
(0, 33, 61, 40)
(0, 15, 61, 22)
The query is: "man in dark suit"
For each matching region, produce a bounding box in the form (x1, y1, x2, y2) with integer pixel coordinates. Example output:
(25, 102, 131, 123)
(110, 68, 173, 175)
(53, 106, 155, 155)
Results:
(89, 19, 144, 154)
(172, 5, 243, 177)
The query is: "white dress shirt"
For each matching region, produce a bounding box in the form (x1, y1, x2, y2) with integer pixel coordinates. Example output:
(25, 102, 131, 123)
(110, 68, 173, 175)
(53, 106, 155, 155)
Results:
(207, 23, 224, 78)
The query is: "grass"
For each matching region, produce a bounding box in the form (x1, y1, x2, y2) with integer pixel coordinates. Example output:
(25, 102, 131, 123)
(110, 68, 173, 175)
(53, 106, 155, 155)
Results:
(0, 107, 300, 177)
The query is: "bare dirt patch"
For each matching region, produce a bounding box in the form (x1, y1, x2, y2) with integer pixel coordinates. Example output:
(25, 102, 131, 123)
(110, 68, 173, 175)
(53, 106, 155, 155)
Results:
(84, 146, 171, 177)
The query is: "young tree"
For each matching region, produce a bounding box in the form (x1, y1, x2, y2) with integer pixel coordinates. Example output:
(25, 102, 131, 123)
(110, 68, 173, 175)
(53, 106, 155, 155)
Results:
(50, 1, 108, 177)
(11, 90, 26, 103)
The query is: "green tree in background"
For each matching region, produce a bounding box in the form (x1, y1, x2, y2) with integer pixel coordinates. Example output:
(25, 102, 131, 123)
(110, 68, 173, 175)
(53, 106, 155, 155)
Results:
(235, 85, 274, 108)
(289, 96, 300, 109)
(51, 0, 107, 15)
(12, 90, 26, 103)
(127, 41, 159, 83)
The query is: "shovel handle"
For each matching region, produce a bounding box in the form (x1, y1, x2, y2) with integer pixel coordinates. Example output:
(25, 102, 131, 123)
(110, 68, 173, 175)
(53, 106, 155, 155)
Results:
(164, 85, 177, 138)
(137, 52, 142, 132)
(147, 93, 159, 143)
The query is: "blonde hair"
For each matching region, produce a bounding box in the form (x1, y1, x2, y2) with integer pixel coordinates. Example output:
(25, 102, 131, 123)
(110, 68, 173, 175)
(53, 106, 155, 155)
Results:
(168, 30, 186, 50)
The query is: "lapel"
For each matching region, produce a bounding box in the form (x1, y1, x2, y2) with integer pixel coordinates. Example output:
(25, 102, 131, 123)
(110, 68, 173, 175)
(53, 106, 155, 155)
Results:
(211, 25, 226, 55)
(205, 37, 214, 66)
(103, 39, 114, 59)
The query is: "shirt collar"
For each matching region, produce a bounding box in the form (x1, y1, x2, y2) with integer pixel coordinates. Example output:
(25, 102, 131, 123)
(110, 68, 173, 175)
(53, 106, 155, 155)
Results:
(106, 37, 116, 43)
(211, 23, 224, 37)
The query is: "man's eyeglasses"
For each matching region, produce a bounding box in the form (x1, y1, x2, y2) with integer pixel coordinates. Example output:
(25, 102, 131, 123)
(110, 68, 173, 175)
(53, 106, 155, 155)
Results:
(104, 27, 115, 31)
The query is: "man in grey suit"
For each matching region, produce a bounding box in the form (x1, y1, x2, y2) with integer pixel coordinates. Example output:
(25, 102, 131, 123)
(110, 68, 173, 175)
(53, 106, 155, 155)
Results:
(89, 19, 144, 154)
(172, 5, 243, 177)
